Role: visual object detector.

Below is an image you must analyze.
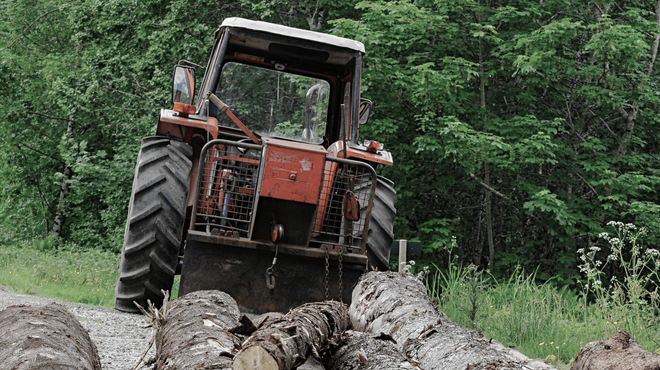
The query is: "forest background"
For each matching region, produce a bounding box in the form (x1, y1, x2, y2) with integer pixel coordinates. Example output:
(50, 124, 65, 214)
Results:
(0, 0, 659, 290)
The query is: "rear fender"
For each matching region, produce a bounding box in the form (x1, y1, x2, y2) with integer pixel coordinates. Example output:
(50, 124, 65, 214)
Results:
(156, 109, 219, 141)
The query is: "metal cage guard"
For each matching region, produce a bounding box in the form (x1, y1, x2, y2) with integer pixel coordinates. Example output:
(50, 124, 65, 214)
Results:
(311, 157, 377, 254)
(190, 139, 377, 254)
(190, 139, 264, 238)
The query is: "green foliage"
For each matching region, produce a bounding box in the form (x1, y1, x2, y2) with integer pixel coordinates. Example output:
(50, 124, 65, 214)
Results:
(333, 0, 660, 284)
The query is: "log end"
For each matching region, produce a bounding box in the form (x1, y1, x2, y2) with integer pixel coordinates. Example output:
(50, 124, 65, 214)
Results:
(571, 330, 660, 370)
(233, 346, 279, 370)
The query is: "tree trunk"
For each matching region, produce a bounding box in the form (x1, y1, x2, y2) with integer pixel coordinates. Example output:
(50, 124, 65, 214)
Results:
(233, 301, 349, 370)
(350, 271, 557, 370)
(155, 290, 243, 370)
(0, 303, 101, 370)
(570, 330, 660, 370)
(325, 330, 421, 370)
(52, 115, 75, 237)
(484, 162, 495, 271)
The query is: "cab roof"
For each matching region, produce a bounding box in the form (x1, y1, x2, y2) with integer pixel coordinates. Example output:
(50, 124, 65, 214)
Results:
(219, 17, 365, 54)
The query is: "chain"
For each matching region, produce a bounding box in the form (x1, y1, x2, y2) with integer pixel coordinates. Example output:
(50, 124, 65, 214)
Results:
(338, 246, 343, 303)
(324, 246, 330, 299)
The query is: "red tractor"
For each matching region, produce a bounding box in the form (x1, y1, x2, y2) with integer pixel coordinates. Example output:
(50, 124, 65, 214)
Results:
(115, 18, 396, 314)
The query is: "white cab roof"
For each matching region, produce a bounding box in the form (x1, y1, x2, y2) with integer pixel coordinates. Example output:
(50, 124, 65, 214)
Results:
(220, 17, 365, 54)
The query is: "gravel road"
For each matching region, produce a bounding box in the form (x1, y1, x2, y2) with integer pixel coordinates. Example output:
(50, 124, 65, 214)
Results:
(0, 288, 155, 370)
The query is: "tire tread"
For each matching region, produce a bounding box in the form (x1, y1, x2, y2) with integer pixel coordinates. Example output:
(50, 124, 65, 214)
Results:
(115, 136, 192, 313)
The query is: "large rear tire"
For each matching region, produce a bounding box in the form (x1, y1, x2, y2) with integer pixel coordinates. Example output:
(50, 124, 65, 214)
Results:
(114, 136, 193, 313)
(356, 175, 396, 271)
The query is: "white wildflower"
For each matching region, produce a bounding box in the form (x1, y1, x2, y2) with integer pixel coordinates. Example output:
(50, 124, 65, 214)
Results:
(589, 246, 601, 252)
(595, 260, 602, 267)
(607, 254, 618, 261)
(607, 221, 616, 226)
(608, 238, 620, 245)
(593, 280, 602, 285)
(645, 249, 659, 256)
(598, 232, 609, 239)
(577, 248, 584, 254)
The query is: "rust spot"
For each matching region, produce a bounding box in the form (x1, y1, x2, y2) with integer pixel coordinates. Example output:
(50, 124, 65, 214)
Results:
(300, 157, 312, 171)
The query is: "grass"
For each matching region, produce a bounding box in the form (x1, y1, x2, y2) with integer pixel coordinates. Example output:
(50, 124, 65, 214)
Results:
(0, 240, 181, 309)
(425, 263, 660, 369)
(0, 241, 118, 308)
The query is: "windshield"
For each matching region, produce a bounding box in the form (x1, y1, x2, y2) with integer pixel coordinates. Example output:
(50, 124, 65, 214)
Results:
(215, 62, 330, 144)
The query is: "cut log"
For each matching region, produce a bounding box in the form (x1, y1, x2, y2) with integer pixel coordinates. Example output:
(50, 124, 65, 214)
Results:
(350, 271, 557, 370)
(325, 330, 421, 370)
(570, 329, 660, 370)
(233, 301, 350, 370)
(252, 312, 285, 330)
(297, 355, 326, 370)
(155, 290, 243, 370)
(0, 303, 101, 370)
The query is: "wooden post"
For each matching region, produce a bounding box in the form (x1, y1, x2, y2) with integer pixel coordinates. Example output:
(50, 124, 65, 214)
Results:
(398, 239, 407, 272)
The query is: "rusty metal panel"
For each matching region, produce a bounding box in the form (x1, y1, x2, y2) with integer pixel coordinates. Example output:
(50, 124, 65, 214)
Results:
(312, 157, 376, 253)
(259, 138, 327, 204)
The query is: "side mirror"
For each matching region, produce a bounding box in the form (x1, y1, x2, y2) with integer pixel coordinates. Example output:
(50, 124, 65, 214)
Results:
(172, 65, 196, 106)
(358, 98, 372, 125)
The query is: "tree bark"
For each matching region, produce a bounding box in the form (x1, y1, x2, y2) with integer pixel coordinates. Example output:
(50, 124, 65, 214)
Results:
(325, 330, 421, 370)
(570, 330, 660, 370)
(52, 115, 75, 238)
(155, 290, 243, 370)
(233, 301, 349, 370)
(477, 0, 496, 272)
(350, 271, 557, 370)
(484, 162, 495, 271)
(647, 0, 660, 75)
(0, 303, 101, 370)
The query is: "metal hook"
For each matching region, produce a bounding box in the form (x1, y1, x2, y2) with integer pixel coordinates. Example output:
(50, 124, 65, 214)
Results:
(265, 244, 278, 290)
(265, 271, 276, 289)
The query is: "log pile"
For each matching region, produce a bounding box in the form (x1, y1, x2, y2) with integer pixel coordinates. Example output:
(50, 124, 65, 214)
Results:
(570, 329, 660, 370)
(324, 330, 421, 370)
(350, 271, 557, 370)
(233, 301, 349, 370)
(7, 271, 652, 370)
(0, 303, 101, 370)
